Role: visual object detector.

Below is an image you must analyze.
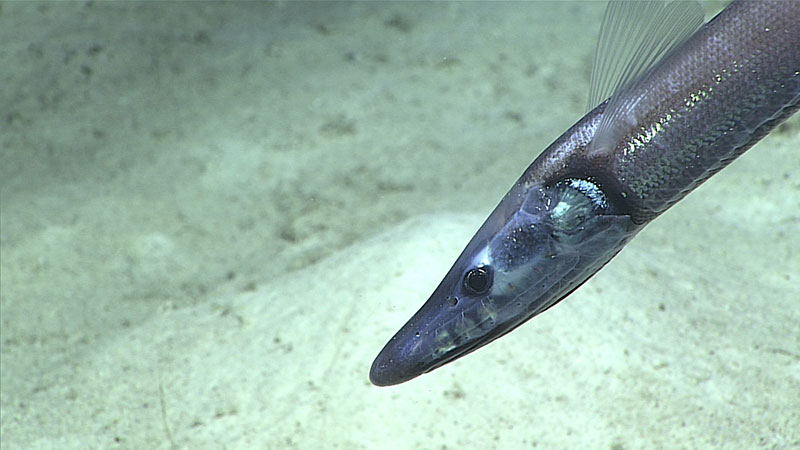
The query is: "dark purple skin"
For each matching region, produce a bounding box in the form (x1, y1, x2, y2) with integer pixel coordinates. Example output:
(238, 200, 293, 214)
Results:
(370, 0, 800, 387)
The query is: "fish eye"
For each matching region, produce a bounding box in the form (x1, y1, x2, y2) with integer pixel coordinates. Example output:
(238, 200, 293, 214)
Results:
(463, 266, 492, 295)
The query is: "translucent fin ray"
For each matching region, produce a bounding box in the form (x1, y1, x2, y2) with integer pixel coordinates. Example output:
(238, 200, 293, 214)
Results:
(587, 0, 704, 112)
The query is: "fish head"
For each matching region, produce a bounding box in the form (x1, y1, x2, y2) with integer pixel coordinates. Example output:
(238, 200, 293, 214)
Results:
(370, 178, 635, 386)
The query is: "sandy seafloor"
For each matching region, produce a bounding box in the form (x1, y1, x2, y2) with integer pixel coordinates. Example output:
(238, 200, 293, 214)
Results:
(1, 1, 799, 449)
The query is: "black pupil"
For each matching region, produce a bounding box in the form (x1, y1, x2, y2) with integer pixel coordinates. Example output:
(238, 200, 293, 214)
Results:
(464, 267, 490, 294)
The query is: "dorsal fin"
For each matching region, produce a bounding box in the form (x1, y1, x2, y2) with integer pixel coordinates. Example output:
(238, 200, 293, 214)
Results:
(587, 0, 704, 157)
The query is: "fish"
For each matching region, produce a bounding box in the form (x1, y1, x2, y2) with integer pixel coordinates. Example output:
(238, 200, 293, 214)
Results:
(369, 0, 800, 386)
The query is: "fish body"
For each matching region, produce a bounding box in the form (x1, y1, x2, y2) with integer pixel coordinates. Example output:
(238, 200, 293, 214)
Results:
(370, 0, 800, 386)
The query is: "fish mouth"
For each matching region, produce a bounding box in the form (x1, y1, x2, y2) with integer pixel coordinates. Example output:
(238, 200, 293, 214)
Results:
(369, 316, 511, 387)
(369, 338, 478, 387)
